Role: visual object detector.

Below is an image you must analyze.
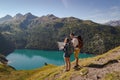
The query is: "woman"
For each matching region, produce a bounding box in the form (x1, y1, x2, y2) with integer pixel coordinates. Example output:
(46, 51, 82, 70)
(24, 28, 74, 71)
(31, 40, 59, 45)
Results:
(63, 38, 74, 71)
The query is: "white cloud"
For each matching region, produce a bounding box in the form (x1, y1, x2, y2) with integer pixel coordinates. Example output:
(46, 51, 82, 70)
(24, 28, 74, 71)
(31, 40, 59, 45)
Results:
(83, 6, 120, 23)
(110, 6, 120, 11)
(110, 6, 120, 17)
(61, 0, 69, 8)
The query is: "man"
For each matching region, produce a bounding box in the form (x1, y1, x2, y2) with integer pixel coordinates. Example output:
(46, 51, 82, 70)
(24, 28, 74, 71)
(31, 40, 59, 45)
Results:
(70, 33, 80, 68)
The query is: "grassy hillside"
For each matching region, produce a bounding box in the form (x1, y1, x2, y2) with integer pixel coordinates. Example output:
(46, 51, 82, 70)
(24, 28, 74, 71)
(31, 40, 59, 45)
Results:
(0, 46, 120, 80)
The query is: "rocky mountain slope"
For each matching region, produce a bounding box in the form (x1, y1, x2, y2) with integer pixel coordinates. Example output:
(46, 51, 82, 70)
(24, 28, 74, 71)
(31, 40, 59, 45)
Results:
(0, 15, 12, 23)
(0, 33, 14, 56)
(0, 13, 120, 54)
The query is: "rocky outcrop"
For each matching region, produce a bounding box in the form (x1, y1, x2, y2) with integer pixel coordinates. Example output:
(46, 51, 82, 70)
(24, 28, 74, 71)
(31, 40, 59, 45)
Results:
(0, 54, 8, 64)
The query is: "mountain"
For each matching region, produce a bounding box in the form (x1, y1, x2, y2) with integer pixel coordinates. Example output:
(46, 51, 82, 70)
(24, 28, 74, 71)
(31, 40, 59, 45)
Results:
(0, 33, 14, 56)
(0, 13, 38, 28)
(19, 13, 38, 28)
(13, 13, 23, 19)
(0, 13, 120, 54)
(24, 12, 37, 20)
(105, 20, 120, 27)
(0, 15, 12, 23)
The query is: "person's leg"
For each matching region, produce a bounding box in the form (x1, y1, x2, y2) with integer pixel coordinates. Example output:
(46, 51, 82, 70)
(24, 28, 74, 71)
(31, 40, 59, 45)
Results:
(74, 48, 80, 67)
(64, 57, 68, 70)
(67, 57, 71, 70)
(75, 57, 78, 66)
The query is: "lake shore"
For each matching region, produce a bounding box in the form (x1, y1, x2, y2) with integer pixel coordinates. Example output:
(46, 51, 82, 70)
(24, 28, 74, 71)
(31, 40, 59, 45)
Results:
(6, 49, 94, 70)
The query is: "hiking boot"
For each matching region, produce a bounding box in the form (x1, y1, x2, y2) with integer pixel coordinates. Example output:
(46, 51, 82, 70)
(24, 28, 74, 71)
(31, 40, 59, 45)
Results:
(73, 65, 79, 69)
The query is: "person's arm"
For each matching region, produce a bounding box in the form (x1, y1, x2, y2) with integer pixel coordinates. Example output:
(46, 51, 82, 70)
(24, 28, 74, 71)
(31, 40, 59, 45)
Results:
(63, 44, 67, 52)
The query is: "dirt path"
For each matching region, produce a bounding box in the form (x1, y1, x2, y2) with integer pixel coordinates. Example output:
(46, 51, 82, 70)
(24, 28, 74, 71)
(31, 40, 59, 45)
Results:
(72, 48, 120, 80)
(42, 47, 120, 80)
(72, 62, 120, 80)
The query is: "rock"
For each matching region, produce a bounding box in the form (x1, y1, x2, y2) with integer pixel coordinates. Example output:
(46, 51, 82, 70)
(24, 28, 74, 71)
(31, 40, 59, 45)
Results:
(0, 54, 8, 64)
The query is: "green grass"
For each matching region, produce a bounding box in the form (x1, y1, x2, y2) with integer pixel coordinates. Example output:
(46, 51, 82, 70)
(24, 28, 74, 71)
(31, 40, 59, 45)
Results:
(0, 46, 120, 80)
(78, 46, 120, 67)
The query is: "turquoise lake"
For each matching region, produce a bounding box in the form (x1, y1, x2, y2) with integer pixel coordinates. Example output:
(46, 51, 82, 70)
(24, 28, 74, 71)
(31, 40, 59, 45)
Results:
(6, 49, 94, 70)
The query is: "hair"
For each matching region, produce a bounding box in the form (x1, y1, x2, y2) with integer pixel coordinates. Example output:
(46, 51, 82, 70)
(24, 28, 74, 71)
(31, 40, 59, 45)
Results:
(70, 32, 75, 36)
(64, 38, 70, 43)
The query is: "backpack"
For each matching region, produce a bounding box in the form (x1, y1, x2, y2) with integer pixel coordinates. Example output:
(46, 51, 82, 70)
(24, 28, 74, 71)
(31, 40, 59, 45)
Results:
(75, 35, 83, 49)
(67, 42, 74, 54)
(64, 42, 74, 55)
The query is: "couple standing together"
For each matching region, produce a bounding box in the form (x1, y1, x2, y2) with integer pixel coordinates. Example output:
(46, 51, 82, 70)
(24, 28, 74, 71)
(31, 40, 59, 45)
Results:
(63, 33, 82, 71)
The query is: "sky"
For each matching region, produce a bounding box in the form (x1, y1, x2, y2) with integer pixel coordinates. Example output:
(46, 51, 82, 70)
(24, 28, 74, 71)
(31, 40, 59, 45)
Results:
(0, 0, 120, 23)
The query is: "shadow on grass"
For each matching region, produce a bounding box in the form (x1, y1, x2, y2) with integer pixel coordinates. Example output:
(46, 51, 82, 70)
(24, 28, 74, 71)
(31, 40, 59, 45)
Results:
(87, 60, 118, 68)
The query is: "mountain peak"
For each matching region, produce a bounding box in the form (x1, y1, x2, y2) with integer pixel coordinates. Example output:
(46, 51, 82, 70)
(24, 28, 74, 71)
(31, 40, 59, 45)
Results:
(46, 14, 57, 18)
(15, 13, 23, 16)
(42, 14, 59, 20)
(25, 12, 33, 16)
(24, 12, 37, 19)
(14, 13, 23, 19)
(0, 15, 12, 23)
(39, 14, 58, 21)
(5, 15, 12, 18)
(3, 15, 12, 20)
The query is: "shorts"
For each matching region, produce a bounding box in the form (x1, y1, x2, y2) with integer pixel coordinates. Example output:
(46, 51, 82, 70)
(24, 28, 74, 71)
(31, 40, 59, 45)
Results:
(74, 48, 80, 58)
(64, 53, 71, 58)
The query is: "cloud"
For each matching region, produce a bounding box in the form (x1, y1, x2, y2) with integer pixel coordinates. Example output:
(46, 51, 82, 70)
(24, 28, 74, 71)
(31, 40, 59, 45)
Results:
(110, 6, 120, 11)
(110, 6, 120, 17)
(61, 0, 69, 8)
(84, 6, 120, 23)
